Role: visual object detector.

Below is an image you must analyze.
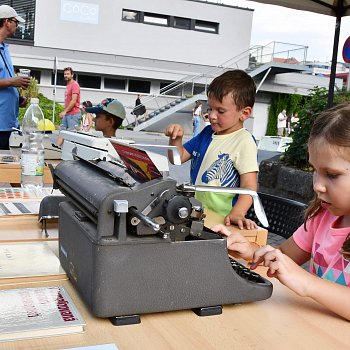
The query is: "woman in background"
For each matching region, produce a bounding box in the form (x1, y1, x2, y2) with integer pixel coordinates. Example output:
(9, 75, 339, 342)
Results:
(192, 100, 202, 136)
(81, 100, 93, 133)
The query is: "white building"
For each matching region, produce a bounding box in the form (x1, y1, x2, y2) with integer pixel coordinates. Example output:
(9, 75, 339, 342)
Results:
(5, 0, 341, 139)
(8, 0, 252, 110)
(304, 61, 349, 76)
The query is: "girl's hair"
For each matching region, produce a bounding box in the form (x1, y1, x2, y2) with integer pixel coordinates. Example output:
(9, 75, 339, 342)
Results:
(341, 234, 350, 261)
(82, 100, 92, 108)
(305, 102, 350, 259)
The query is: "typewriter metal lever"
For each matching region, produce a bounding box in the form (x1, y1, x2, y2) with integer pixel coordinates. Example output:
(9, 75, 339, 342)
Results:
(129, 207, 160, 232)
(178, 184, 269, 228)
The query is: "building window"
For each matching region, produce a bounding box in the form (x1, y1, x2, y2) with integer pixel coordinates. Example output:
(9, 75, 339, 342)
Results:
(193, 83, 205, 95)
(1, 0, 36, 43)
(194, 20, 219, 33)
(143, 12, 168, 26)
(160, 81, 174, 93)
(173, 17, 191, 30)
(122, 9, 218, 34)
(122, 9, 139, 22)
(160, 81, 183, 96)
(15, 67, 41, 83)
(78, 74, 101, 89)
(105, 77, 126, 90)
(30, 69, 41, 83)
(128, 80, 151, 93)
(51, 71, 66, 86)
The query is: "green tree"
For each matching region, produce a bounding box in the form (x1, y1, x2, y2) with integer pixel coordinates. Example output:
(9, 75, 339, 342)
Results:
(284, 86, 350, 169)
(18, 76, 39, 102)
(18, 77, 64, 127)
(266, 93, 303, 136)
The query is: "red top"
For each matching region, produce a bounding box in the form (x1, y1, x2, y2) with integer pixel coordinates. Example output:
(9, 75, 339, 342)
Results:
(65, 80, 80, 115)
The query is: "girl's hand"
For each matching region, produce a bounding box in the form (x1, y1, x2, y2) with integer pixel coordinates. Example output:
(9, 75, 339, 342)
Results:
(250, 246, 312, 297)
(211, 224, 254, 260)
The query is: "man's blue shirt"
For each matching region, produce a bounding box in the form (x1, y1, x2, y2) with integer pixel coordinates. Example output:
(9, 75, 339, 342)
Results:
(0, 43, 19, 131)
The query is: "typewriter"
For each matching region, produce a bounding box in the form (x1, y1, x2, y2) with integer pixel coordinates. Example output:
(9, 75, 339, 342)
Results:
(54, 141, 272, 325)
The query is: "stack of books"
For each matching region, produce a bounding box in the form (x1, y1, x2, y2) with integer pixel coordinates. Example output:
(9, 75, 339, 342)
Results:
(0, 241, 67, 286)
(0, 286, 85, 342)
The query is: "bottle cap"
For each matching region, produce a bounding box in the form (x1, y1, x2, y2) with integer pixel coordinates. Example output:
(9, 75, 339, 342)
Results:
(30, 98, 39, 104)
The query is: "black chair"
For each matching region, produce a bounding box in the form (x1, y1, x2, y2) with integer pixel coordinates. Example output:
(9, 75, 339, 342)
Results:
(246, 192, 307, 239)
(39, 195, 66, 237)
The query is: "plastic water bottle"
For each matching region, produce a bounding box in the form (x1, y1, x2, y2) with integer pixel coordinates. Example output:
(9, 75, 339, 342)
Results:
(21, 98, 45, 192)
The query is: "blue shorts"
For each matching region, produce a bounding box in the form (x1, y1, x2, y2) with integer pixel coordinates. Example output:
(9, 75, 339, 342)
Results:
(60, 113, 81, 131)
(193, 115, 201, 137)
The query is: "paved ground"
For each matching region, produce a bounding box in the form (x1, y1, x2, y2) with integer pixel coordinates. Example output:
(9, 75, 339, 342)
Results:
(267, 232, 285, 246)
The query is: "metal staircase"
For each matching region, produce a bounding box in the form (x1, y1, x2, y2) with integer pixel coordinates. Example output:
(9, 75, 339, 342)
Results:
(133, 94, 207, 135)
(127, 41, 308, 134)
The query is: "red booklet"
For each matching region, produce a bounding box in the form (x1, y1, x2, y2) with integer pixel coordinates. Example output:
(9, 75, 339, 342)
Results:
(111, 142, 162, 183)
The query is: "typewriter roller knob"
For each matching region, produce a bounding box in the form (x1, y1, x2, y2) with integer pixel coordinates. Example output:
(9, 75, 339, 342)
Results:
(164, 196, 192, 224)
(178, 207, 188, 219)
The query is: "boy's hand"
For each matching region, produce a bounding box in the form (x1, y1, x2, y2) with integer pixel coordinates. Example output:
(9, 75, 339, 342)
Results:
(211, 224, 254, 260)
(224, 212, 258, 230)
(165, 124, 184, 140)
(250, 246, 311, 297)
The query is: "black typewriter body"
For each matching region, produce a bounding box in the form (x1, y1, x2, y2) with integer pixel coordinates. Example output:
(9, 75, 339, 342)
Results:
(54, 159, 272, 324)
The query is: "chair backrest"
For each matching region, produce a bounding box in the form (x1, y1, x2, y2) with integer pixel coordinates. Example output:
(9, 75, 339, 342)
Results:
(39, 195, 66, 221)
(246, 192, 307, 239)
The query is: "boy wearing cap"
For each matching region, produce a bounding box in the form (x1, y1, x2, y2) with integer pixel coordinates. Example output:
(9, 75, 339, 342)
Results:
(86, 98, 126, 137)
(0, 5, 30, 149)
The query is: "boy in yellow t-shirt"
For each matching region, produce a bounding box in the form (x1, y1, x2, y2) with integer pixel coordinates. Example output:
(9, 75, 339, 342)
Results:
(165, 70, 258, 229)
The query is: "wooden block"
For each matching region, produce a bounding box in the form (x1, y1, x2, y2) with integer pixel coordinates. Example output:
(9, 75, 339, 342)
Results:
(203, 208, 268, 246)
(0, 216, 58, 242)
(0, 163, 54, 185)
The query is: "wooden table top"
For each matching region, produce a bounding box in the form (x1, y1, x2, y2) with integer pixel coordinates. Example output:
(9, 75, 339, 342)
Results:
(0, 210, 349, 349)
(0, 270, 348, 350)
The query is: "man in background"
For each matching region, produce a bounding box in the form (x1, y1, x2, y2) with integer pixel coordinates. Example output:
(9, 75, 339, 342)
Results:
(0, 5, 30, 149)
(277, 109, 287, 137)
(59, 67, 81, 130)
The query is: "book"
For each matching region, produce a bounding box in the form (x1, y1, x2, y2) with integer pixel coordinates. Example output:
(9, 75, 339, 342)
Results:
(0, 242, 66, 285)
(0, 187, 61, 202)
(0, 201, 40, 216)
(0, 154, 19, 163)
(0, 286, 85, 342)
(111, 142, 162, 182)
(63, 344, 119, 350)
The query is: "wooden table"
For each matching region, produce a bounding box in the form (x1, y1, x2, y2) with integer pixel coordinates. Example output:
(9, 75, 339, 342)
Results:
(0, 215, 349, 349)
(204, 208, 268, 246)
(0, 161, 59, 186)
(0, 215, 58, 242)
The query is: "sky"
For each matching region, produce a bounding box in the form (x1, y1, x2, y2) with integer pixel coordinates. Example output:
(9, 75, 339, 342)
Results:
(207, 0, 350, 62)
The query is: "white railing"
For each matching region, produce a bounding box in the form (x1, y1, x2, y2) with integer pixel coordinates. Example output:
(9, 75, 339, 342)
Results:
(127, 41, 308, 127)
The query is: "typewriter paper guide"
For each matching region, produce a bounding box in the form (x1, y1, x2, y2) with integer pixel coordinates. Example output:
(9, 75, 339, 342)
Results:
(60, 131, 121, 162)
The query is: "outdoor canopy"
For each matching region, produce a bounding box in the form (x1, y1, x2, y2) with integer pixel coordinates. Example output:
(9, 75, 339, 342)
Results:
(247, 0, 350, 106)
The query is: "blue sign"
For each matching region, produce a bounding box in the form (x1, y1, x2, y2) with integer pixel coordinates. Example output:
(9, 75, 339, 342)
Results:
(343, 36, 350, 63)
